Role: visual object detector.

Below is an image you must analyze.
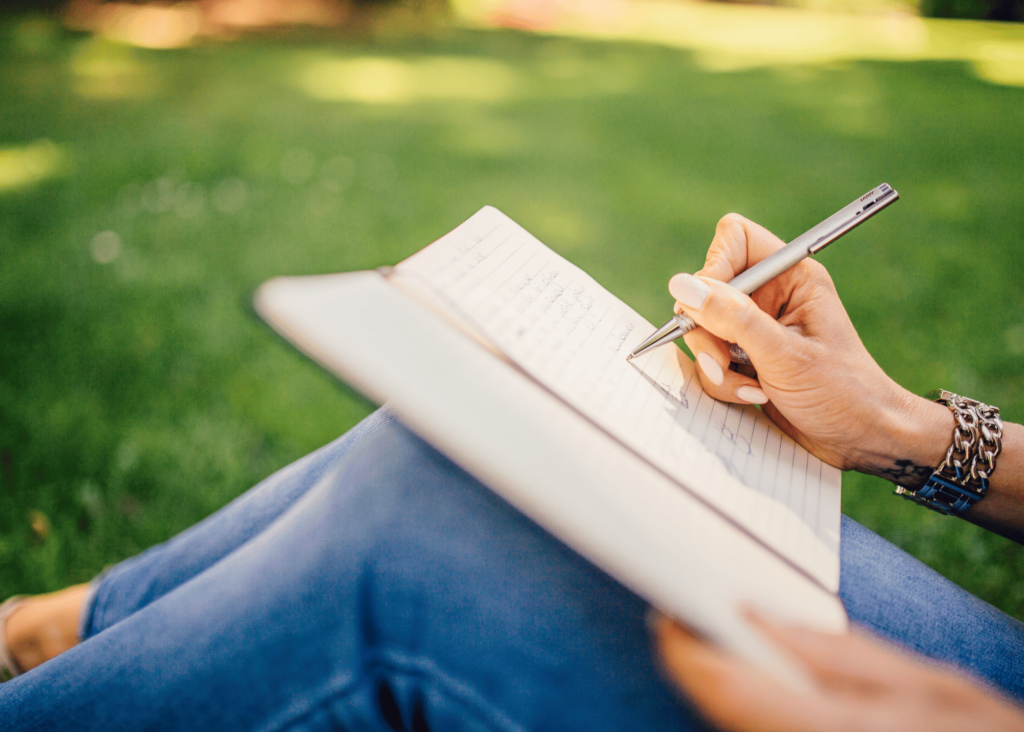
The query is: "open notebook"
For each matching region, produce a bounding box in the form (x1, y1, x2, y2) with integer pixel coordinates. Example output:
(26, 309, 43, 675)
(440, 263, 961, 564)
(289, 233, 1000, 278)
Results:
(255, 206, 847, 684)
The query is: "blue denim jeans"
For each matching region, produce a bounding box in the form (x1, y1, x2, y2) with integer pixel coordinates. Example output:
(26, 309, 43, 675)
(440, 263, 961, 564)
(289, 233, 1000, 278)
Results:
(3, 409, 1024, 730)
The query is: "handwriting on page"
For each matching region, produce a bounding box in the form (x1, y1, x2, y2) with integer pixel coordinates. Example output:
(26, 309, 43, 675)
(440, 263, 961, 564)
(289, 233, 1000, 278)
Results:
(397, 207, 839, 583)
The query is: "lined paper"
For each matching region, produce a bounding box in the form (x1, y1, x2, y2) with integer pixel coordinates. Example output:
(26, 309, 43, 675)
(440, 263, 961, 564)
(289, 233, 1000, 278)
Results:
(397, 206, 840, 588)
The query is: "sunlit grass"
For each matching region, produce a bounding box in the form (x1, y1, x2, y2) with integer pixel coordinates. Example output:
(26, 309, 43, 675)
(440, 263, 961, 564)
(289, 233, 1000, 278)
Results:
(298, 55, 523, 103)
(0, 140, 63, 192)
(70, 37, 153, 98)
(454, 0, 1024, 85)
(975, 40, 1024, 84)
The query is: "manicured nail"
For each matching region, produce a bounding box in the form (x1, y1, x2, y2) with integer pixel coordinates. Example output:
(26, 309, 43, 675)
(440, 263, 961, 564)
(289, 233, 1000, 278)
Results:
(668, 273, 710, 311)
(736, 385, 768, 404)
(696, 352, 724, 386)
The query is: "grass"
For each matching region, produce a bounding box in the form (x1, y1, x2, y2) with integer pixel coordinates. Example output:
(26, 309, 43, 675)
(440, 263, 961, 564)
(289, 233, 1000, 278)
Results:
(2, 14, 1024, 618)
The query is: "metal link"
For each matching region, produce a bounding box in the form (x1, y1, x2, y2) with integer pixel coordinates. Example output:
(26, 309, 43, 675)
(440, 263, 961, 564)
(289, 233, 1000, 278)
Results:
(895, 391, 1002, 514)
(934, 394, 1003, 493)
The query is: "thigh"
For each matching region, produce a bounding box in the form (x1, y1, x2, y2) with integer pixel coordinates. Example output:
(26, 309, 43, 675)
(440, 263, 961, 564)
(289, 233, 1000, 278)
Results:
(3, 420, 703, 732)
(84, 409, 396, 637)
(840, 515, 1024, 703)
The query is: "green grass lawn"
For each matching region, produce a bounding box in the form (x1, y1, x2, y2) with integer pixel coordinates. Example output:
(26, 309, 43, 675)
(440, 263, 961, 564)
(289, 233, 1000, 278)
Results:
(2, 14, 1024, 618)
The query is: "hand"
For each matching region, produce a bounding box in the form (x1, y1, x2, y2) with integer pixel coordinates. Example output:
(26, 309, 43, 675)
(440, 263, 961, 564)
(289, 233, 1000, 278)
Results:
(671, 213, 952, 481)
(653, 612, 1024, 732)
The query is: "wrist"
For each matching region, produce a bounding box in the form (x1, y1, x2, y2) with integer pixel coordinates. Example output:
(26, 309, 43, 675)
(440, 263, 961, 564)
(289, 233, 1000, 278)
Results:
(858, 387, 955, 488)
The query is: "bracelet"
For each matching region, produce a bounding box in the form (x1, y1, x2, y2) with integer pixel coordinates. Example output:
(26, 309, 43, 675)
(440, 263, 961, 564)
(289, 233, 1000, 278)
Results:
(894, 390, 1003, 515)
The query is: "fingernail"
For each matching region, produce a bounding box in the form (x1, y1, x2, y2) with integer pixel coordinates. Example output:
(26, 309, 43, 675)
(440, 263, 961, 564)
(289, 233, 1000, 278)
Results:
(736, 385, 769, 404)
(668, 274, 710, 311)
(696, 352, 724, 386)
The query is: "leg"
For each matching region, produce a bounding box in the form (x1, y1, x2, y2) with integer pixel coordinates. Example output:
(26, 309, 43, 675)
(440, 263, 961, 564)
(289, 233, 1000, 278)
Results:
(85, 408, 397, 636)
(0, 420, 703, 732)
(1, 409, 395, 675)
(840, 515, 1024, 703)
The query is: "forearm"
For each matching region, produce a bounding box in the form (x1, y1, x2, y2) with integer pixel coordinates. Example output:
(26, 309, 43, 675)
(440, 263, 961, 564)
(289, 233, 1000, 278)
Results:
(862, 392, 1024, 543)
(962, 421, 1024, 542)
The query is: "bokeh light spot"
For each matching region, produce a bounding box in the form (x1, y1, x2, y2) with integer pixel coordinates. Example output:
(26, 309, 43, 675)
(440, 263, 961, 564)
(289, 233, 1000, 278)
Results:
(212, 177, 248, 213)
(90, 230, 123, 264)
(142, 176, 177, 213)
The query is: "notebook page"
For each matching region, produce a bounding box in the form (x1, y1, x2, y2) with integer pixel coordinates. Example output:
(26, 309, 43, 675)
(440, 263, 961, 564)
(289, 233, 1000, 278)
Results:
(396, 207, 841, 589)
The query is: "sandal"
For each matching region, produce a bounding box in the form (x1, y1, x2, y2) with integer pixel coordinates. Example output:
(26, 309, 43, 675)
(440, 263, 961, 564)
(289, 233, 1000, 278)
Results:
(0, 596, 27, 681)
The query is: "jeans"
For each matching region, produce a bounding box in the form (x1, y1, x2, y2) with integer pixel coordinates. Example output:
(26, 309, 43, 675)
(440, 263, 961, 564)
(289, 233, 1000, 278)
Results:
(2, 409, 1024, 731)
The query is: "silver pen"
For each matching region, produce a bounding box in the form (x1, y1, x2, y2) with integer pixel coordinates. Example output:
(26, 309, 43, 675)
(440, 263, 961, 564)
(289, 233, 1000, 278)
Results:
(626, 183, 899, 363)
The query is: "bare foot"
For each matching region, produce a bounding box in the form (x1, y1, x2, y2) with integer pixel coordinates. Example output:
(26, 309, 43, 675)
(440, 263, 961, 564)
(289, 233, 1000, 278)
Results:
(4, 584, 90, 672)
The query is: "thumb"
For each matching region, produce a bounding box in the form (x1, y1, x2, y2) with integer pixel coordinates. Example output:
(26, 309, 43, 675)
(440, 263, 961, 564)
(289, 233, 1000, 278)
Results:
(669, 273, 797, 365)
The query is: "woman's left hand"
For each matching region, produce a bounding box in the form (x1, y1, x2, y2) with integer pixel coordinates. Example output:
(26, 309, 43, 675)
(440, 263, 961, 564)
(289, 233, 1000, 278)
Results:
(653, 612, 1024, 732)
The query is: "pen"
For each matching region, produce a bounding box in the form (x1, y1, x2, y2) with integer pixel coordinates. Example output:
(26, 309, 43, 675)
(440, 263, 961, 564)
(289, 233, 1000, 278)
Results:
(626, 182, 899, 362)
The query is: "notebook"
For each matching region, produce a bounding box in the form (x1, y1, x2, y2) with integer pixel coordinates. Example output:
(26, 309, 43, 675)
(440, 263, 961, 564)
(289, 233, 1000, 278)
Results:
(255, 206, 847, 685)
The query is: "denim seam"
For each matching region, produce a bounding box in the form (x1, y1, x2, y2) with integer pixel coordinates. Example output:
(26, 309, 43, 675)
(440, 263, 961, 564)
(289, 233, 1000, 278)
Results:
(270, 653, 527, 732)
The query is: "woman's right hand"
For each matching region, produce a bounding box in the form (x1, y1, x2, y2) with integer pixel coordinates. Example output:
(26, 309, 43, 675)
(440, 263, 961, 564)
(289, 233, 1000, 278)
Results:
(670, 213, 952, 485)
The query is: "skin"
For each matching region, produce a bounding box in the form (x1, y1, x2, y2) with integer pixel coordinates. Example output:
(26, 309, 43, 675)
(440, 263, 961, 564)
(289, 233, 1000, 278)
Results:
(654, 611, 1024, 732)
(659, 213, 1024, 730)
(4, 584, 88, 673)
(674, 213, 1024, 542)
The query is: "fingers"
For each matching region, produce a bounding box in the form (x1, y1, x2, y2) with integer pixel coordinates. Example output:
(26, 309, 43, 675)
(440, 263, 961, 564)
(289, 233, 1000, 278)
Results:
(698, 214, 788, 284)
(654, 613, 1024, 732)
(653, 615, 839, 732)
(680, 322, 768, 405)
(697, 214, 832, 328)
(670, 272, 805, 378)
(670, 271, 767, 404)
(742, 609, 948, 690)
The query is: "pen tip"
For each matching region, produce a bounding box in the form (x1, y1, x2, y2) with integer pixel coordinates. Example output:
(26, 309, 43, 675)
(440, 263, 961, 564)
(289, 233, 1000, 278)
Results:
(625, 354, 634, 362)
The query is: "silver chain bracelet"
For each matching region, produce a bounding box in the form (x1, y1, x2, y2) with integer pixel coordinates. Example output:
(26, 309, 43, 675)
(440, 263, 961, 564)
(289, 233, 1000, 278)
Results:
(894, 390, 1003, 515)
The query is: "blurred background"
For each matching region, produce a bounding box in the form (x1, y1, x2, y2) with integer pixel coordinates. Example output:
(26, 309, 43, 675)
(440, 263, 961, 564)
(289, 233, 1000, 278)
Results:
(1, 0, 1023, 620)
